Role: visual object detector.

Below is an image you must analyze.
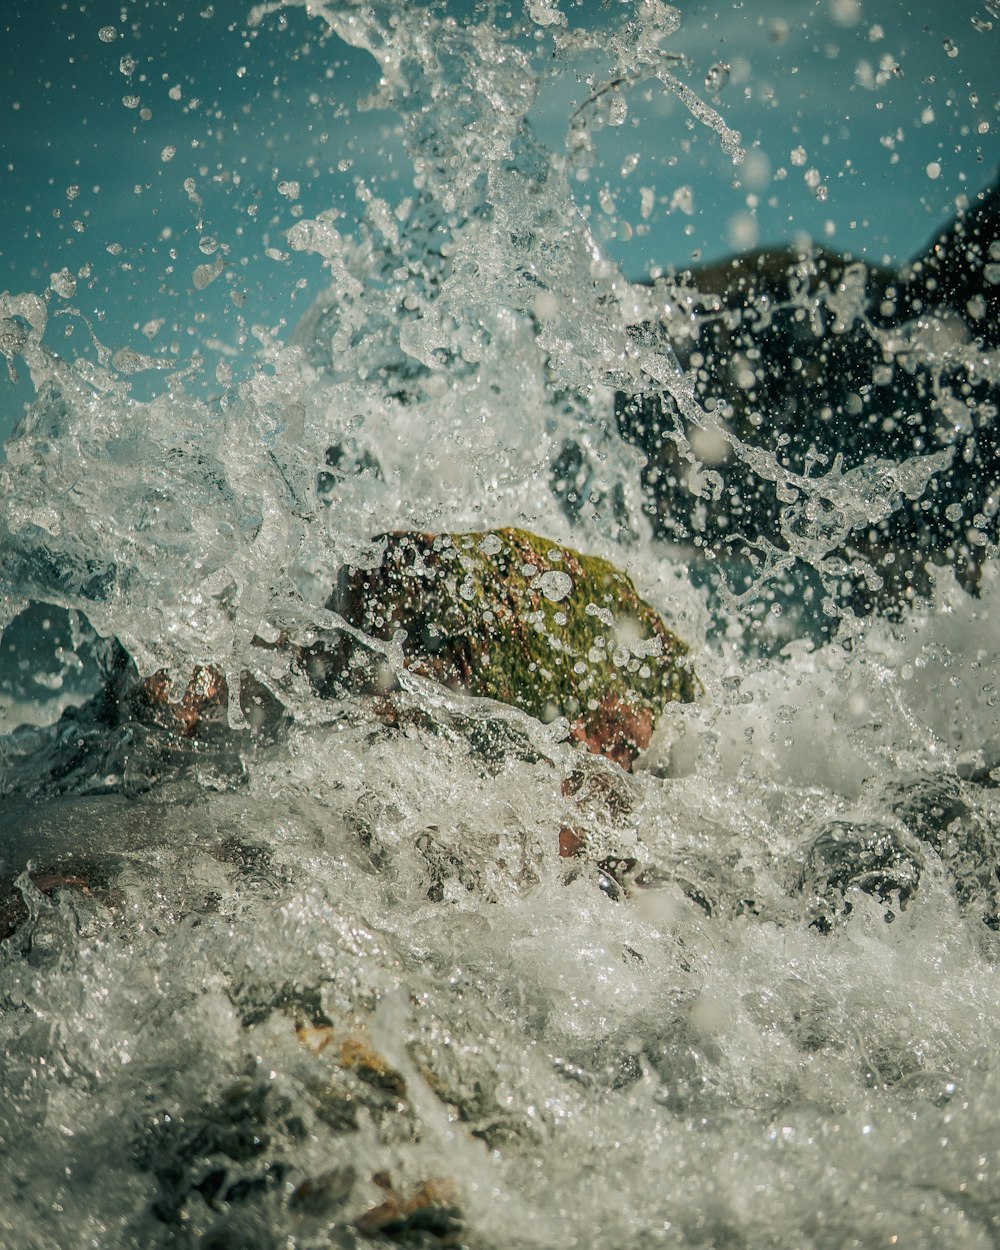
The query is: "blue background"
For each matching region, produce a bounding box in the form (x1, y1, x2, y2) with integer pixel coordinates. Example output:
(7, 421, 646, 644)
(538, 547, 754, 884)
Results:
(1, 0, 997, 447)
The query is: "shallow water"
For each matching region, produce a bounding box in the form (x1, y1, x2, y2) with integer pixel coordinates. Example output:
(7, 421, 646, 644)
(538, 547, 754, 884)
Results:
(2, 3, 1000, 1248)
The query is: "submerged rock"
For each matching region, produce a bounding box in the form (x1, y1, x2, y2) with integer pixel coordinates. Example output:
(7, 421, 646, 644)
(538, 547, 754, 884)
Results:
(354, 1175, 464, 1246)
(797, 819, 924, 931)
(618, 175, 1000, 610)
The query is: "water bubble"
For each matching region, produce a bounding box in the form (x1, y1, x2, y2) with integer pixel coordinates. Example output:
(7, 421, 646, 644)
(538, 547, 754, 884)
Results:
(705, 62, 731, 93)
(97, 25, 117, 42)
(478, 533, 503, 556)
(943, 38, 959, 57)
(527, 0, 566, 26)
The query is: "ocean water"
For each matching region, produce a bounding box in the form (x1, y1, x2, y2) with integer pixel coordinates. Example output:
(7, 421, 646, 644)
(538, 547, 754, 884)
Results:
(2, 3, 1000, 1248)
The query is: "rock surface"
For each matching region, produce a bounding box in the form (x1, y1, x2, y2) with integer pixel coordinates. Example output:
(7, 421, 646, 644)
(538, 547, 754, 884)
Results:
(617, 174, 1000, 610)
(309, 527, 696, 769)
(105, 528, 696, 773)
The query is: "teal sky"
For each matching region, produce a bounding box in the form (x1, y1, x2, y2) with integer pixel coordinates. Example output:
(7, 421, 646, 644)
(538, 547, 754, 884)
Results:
(1, 1, 997, 445)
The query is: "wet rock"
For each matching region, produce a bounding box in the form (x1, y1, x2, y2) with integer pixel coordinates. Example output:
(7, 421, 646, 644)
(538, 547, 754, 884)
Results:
(881, 771, 1000, 929)
(618, 175, 1000, 611)
(287, 1165, 357, 1216)
(355, 1175, 464, 1247)
(111, 528, 696, 772)
(312, 526, 696, 769)
(797, 819, 924, 931)
(0, 858, 120, 943)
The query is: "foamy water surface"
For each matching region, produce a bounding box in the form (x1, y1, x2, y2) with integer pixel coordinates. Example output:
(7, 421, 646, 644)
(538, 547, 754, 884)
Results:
(2, 3, 1000, 1247)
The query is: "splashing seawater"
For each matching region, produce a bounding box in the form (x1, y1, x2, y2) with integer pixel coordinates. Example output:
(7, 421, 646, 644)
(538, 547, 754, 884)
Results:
(2, 4, 1000, 1248)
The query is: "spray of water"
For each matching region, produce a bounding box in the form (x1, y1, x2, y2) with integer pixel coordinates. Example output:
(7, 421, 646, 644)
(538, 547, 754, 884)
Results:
(1, 4, 1000, 1248)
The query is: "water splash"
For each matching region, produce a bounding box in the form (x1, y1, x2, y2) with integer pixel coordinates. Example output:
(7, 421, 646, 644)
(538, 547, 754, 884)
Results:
(1, 4, 999, 1248)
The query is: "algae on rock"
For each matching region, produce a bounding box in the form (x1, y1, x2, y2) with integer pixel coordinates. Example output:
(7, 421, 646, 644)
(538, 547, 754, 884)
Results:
(314, 527, 696, 769)
(92, 528, 696, 774)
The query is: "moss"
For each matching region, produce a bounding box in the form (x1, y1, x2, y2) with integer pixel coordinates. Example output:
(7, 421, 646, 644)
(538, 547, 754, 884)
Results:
(110, 528, 697, 771)
(331, 527, 696, 767)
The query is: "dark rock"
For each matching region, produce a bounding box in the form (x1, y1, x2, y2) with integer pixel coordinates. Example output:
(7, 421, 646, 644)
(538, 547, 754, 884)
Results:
(881, 771, 1000, 929)
(355, 1176, 464, 1247)
(617, 174, 1000, 612)
(797, 819, 924, 930)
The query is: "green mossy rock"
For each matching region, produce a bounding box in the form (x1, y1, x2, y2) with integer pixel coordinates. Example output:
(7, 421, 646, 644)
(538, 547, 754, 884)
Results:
(323, 527, 696, 769)
(102, 529, 696, 771)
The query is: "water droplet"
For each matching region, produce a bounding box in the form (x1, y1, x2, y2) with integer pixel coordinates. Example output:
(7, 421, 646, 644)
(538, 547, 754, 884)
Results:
(943, 37, 959, 57)
(536, 570, 573, 602)
(119, 55, 136, 77)
(160, 146, 176, 163)
(830, 0, 861, 26)
(49, 269, 77, 299)
(478, 533, 503, 556)
(122, 95, 140, 110)
(705, 62, 731, 93)
(98, 25, 117, 42)
(926, 161, 942, 179)
(791, 146, 808, 166)
(193, 256, 226, 289)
